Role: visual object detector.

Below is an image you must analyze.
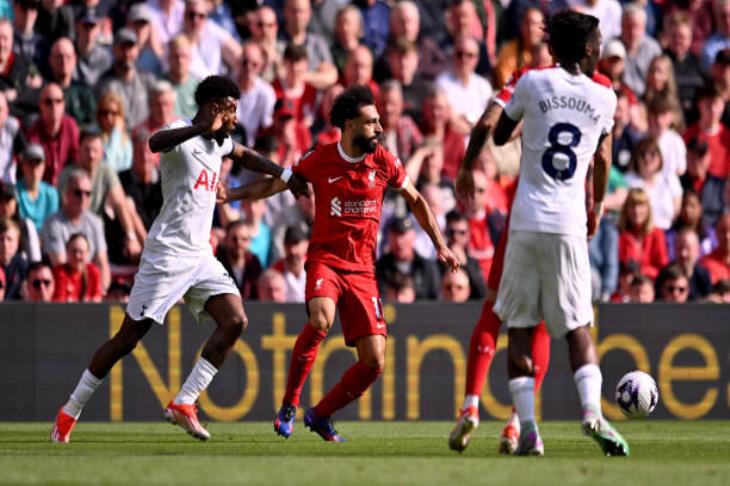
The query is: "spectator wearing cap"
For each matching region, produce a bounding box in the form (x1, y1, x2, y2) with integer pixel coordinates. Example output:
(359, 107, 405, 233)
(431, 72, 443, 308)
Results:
(700, 213, 730, 284)
(663, 13, 708, 125)
(165, 34, 200, 121)
(701, 0, 730, 72)
(132, 80, 179, 141)
(127, 3, 164, 77)
(16, 143, 58, 233)
(710, 49, 730, 126)
(493, 7, 544, 89)
(436, 35, 492, 137)
(216, 220, 262, 300)
(683, 85, 730, 181)
(270, 224, 309, 302)
(73, 7, 112, 88)
(281, 0, 338, 90)
(13, 0, 49, 73)
(617, 3, 662, 97)
(237, 42, 276, 147)
(376, 216, 441, 300)
(680, 137, 726, 227)
(0, 18, 42, 122)
(149, 0, 185, 46)
(25, 83, 79, 186)
(441, 267, 470, 302)
(0, 91, 25, 184)
(441, 209, 486, 300)
(41, 169, 110, 291)
(96, 27, 156, 129)
(119, 130, 162, 232)
(57, 129, 142, 265)
(48, 37, 96, 126)
(20, 260, 54, 302)
(0, 216, 28, 300)
(256, 268, 287, 303)
(669, 227, 713, 300)
(181, 0, 242, 80)
(378, 80, 422, 163)
(598, 38, 639, 108)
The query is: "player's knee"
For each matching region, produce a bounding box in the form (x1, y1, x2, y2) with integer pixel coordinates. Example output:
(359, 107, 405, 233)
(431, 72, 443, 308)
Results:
(227, 312, 246, 337)
(508, 350, 534, 377)
(309, 311, 332, 331)
(360, 353, 385, 371)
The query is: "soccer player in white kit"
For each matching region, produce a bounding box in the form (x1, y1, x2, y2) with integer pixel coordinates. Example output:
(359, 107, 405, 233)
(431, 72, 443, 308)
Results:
(50, 76, 308, 443)
(491, 11, 629, 456)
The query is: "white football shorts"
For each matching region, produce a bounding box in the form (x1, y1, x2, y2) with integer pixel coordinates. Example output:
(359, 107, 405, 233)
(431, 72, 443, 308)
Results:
(126, 251, 240, 325)
(493, 230, 593, 337)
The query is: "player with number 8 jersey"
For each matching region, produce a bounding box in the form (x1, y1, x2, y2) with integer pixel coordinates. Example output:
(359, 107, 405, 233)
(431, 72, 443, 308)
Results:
(225, 86, 460, 442)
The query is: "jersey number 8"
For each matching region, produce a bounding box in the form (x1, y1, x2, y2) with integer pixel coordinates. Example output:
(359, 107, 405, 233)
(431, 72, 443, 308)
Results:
(541, 123, 582, 181)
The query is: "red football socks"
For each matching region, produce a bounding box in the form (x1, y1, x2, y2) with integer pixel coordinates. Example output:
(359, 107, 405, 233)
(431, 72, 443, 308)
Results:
(313, 361, 382, 417)
(282, 323, 327, 407)
(464, 300, 501, 396)
(531, 322, 551, 391)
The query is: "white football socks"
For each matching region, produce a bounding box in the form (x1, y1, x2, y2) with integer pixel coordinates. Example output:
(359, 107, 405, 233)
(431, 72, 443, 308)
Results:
(63, 369, 102, 419)
(462, 394, 479, 410)
(508, 376, 535, 426)
(173, 358, 218, 405)
(574, 363, 603, 415)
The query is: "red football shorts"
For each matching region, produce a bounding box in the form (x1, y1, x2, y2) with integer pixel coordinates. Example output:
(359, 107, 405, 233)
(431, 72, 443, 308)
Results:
(305, 261, 387, 346)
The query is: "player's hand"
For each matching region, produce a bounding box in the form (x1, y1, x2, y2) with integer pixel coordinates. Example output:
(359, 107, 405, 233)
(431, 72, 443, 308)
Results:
(438, 245, 461, 273)
(455, 168, 475, 205)
(287, 173, 310, 198)
(124, 237, 142, 260)
(216, 182, 228, 204)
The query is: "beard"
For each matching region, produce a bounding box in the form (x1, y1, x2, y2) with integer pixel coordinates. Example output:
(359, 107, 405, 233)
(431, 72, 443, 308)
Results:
(353, 132, 381, 154)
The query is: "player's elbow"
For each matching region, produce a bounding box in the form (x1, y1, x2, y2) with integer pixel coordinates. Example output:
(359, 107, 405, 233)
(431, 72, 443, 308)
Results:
(148, 134, 164, 153)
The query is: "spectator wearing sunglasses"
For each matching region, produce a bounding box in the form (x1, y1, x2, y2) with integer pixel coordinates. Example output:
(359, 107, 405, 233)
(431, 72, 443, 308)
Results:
(655, 263, 691, 303)
(41, 170, 110, 292)
(21, 260, 54, 302)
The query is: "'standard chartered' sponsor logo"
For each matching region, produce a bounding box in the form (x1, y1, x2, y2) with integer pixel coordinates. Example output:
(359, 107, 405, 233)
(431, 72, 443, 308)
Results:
(330, 197, 377, 216)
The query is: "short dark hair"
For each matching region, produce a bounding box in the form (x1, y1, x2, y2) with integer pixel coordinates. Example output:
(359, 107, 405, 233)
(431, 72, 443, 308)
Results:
(695, 83, 723, 103)
(283, 43, 308, 63)
(445, 209, 467, 225)
(79, 127, 103, 145)
(26, 260, 52, 275)
(194, 75, 241, 107)
(547, 10, 599, 67)
(330, 85, 375, 129)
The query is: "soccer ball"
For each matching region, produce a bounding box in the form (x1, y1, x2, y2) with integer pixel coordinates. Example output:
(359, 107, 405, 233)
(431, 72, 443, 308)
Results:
(615, 371, 659, 418)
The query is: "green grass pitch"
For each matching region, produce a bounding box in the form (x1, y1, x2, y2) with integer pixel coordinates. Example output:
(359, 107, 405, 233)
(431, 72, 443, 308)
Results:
(1, 421, 729, 485)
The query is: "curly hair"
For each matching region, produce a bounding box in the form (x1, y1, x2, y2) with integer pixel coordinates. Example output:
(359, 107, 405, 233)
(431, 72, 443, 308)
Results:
(330, 85, 375, 129)
(547, 10, 599, 67)
(194, 75, 241, 107)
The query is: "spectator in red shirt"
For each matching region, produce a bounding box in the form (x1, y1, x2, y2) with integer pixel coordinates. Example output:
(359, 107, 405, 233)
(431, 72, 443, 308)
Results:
(419, 87, 465, 182)
(26, 83, 79, 186)
(52, 232, 102, 302)
(272, 44, 317, 152)
(683, 84, 730, 180)
(700, 213, 730, 283)
(618, 187, 669, 280)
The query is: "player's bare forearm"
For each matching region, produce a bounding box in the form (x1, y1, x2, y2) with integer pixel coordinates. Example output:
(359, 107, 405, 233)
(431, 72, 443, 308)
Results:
(226, 177, 287, 202)
(404, 187, 447, 251)
(593, 133, 612, 205)
(148, 124, 206, 153)
(230, 142, 284, 178)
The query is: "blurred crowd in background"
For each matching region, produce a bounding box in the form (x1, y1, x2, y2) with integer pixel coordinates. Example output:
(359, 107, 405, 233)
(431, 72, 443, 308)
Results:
(0, 0, 728, 306)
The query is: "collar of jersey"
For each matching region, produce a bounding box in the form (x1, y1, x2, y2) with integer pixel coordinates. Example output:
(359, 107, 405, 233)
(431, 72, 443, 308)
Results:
(337, 141, 366, 164)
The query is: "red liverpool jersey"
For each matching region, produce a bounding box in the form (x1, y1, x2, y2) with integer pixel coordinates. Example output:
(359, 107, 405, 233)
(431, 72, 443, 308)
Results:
(293, 142, 408, 273)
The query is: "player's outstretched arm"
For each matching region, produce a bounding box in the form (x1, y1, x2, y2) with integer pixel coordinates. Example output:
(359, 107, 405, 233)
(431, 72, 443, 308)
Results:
(456, 101, 503, 203)
(400, 181, 460, 273)
(228, 142, 310, 198)
(225, 176, 288, 203)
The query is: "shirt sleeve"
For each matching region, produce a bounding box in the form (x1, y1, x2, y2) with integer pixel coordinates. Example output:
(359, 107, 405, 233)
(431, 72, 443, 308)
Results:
(292, 148, 317, 181)
(220, 135, 234, 157)
(601, 89, 618, 136)
(503, 73, 529, 121)
(41, 217, 65, 258)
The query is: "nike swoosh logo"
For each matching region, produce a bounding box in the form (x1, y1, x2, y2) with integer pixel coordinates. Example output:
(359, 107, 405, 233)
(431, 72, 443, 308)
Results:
(328, 176, 343, 183)
(192, 148, 214, 171)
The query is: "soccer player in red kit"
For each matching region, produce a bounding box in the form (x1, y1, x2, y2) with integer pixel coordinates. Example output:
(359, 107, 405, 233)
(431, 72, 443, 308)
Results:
(449, 61, 612, 453)
(226, 85, 460, 441)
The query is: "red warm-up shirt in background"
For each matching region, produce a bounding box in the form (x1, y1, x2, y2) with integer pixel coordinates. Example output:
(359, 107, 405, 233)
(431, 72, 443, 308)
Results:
(52, 263, 103, 302)
(293, 142, 408, 273)
(618, 228, 669, 280)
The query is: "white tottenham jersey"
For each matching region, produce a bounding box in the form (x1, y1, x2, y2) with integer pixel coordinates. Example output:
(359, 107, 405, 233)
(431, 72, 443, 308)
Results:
(504, 67, 617, 237)
(145, 120, 233, 256)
